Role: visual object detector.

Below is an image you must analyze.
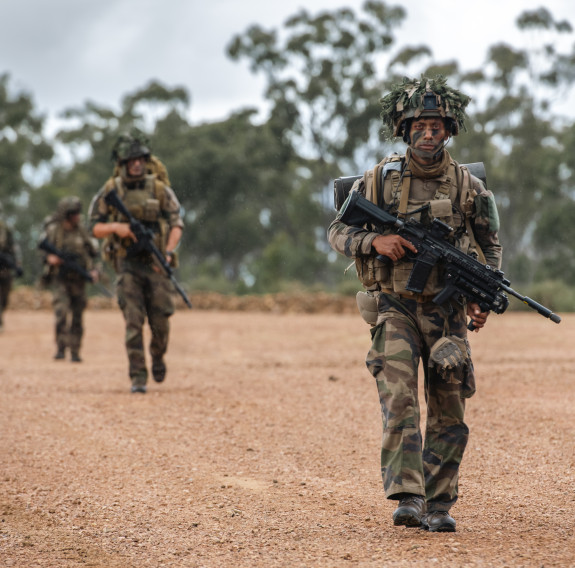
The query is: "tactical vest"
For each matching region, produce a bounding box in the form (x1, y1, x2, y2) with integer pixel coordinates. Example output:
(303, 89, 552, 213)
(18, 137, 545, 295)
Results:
(355, 154, 483, 296)
(102, 174, 169, 264)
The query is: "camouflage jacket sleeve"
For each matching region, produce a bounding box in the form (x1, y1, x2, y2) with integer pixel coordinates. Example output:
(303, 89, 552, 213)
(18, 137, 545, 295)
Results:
(469, 176, 503, 269)
(162, 185, 184, 230)
(327, 179, 380, 259)
(88, 181, 112, 231)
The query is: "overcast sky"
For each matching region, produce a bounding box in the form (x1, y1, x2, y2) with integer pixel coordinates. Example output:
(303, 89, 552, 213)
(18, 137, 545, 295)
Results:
(1, 0, 574, 130)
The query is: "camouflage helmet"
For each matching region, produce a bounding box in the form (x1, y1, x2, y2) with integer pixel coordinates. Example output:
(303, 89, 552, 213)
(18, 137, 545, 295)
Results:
(111, 127, 151, 163)
(57, 196, 82, 218)
(380, 75, 471, 139)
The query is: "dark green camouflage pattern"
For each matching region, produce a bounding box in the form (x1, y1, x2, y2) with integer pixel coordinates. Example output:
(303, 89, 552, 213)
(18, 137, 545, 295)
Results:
(0, 218, 16, 328)
(89, 171, 183, 389)
(51, 279, 87, 355)
(41, 219, 97, 358)
(368, 292, 471, 510)
(328, 152, 502, 514)
(116, 262, 175, 387)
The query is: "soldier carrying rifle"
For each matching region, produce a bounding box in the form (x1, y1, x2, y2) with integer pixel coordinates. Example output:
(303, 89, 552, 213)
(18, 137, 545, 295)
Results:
(39, 196, 99, 362)
(0, 202, 23, 332)
(88, 129, 185, 394)
(328, 76, 503, 532)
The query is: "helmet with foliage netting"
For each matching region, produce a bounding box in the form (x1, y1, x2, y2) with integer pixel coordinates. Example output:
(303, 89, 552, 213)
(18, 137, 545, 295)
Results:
(380, 75, 471, 139)
(111, 127, 151, 163)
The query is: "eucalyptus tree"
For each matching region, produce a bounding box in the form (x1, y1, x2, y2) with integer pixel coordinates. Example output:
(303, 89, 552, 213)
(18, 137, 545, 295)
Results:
(0, 73, 53, 280)
(227, 0, 408, 178)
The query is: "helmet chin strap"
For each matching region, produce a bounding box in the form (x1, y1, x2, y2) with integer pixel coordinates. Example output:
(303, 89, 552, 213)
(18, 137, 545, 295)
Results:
(432, 137, 451, 160)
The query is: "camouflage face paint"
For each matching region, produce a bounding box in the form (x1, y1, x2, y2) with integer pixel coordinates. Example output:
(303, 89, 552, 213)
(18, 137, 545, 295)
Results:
(409, 119, 447, 162)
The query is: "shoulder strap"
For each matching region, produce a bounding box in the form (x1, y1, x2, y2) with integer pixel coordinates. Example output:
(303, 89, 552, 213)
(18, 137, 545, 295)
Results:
(397, 173, 412, 219)
(460, 166, 486, 264)
(113, 176, 125, 197)
(152, 176, 166, 206)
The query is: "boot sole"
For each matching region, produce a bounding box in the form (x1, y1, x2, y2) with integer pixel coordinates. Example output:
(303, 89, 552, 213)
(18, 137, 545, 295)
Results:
(421, 523, 456, 532)
(393, 513, 422, 527)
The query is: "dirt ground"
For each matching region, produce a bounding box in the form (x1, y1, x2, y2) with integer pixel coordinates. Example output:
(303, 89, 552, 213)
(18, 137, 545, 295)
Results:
(1, 301, 574, 567)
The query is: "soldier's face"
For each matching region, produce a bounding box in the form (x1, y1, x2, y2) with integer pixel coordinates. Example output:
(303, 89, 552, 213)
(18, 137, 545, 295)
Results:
(409, 118, 449, 162)
(66, 212, 81, 228)
(126, 156, 146, 177)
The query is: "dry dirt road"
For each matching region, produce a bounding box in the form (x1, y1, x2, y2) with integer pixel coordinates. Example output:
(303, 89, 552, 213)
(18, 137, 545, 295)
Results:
(1, 308, 574, 567)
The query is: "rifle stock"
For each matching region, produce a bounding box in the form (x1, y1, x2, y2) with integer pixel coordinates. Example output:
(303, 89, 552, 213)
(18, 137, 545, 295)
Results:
(103, 190, 192, 309)
(338, 190, 561, 329)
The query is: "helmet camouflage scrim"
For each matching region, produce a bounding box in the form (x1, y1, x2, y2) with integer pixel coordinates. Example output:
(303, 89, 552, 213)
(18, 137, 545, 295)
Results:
(111, 127, 151, 163)
(380, 75, 471, 139)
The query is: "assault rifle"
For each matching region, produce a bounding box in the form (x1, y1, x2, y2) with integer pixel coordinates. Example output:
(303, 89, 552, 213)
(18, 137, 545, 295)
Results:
(38, 239, 113, 297)
(338, 190, 561, 330)
(103, 189, 193, 309)
(0, 251, 23, 277)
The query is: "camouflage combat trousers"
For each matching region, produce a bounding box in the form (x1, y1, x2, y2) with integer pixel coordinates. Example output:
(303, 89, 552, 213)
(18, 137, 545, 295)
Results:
(51, 278, 87, 355)
(0, 274, 12, 327)
(366, 292, 473, 512)
(116, 265, 175, 387)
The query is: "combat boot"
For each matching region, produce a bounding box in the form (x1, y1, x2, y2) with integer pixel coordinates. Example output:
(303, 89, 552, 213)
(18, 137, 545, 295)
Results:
(152, 357, 166, 383)
(392, 494, 425, 527)
(71, 352, 82, 363)
(421, 511, 456, 532)
(54, 348, 65, 360)
(131, 385, 147, 394)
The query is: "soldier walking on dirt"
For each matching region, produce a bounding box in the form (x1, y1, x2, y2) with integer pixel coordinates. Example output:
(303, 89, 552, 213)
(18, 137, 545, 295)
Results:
(328, 76, 502, 532)
(88, 129, 184, 394)
(0, 203, 23, 332)
(40, 196, 99, 361)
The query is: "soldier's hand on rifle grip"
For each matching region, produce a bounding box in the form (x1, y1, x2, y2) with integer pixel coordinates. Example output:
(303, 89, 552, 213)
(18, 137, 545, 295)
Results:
(467, 302, 489, 332)
(113, 223, 137, 242)
(372, 234, 418, 263)
(47, 253, 63, 266)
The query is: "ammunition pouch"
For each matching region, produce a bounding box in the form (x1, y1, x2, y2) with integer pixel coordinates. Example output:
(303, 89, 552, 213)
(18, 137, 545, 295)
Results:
(355, 256, 390, 288)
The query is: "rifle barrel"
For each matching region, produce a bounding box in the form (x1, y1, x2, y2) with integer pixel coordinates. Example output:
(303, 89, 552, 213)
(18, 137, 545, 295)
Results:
(501, 283, 561, 323)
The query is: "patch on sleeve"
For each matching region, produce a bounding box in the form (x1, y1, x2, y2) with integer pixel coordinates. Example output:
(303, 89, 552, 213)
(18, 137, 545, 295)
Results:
(475, 193, 500, 232)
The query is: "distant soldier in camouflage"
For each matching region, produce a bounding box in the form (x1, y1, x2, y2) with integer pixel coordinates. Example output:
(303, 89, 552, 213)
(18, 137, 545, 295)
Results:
(0, 203, 23, 332)
(89, 129, 184, 394)
(40, 196, 99, 361)
(328, 76, 502, 532)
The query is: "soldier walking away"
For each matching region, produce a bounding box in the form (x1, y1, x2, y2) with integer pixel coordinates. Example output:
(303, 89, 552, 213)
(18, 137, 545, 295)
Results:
(328, 76, 503, 532)
(0, 203, 24, 332)
(39, 196, 99, 361)
(88, 129, 184, 394)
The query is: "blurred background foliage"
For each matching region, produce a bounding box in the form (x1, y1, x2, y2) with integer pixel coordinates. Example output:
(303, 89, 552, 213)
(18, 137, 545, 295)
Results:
(1, 2, 575, 310)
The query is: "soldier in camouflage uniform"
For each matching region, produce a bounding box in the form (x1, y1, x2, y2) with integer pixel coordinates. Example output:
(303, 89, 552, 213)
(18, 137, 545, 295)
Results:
(40, 196, 99, 361)
(0, 203, 23, 332)
(89, 130, 184, 394)
(328, 76, 502, 532)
